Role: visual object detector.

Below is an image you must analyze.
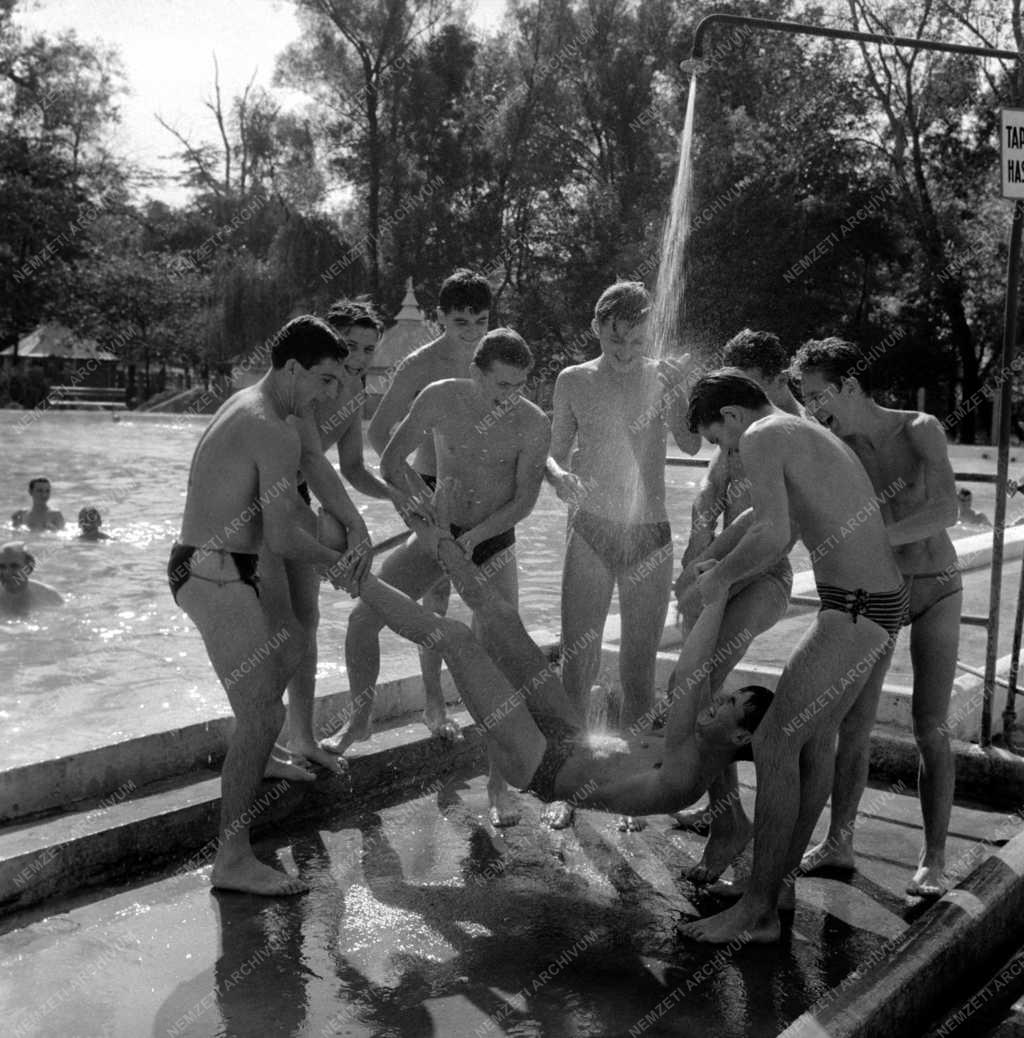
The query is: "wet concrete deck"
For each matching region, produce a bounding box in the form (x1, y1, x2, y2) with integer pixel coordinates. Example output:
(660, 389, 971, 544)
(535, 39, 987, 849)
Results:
(3, 764, 1022, 1038)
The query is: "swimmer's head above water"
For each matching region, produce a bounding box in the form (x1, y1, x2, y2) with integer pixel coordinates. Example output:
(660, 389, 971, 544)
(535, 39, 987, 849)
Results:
(326, 297, 383, 381)
(0, 541, 35, 592)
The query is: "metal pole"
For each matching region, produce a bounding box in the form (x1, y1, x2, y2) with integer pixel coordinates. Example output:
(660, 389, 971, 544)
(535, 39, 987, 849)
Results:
(690, 12, 1021, 746)
(996, 200, 1024, 745)
(691, 13, 1019, 62)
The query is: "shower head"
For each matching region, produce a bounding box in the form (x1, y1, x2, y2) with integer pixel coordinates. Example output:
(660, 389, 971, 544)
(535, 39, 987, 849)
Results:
(680, 57, 712, 76)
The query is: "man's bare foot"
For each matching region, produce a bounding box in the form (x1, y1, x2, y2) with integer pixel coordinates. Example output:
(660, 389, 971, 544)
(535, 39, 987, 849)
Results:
(670, 806, 712, 834)
(488, 785, 521, 827)
(211, 855, 309, 896)
(320, 719, 372, 756)
(906, 863, 947, 898)
(679, 898, 779, 944)
(263, 743, 316, 782)
(423, 708, 462, 741)
(290, 739, 349, 776)
(799, 838, 856, 875)
(617, 815, 647, 832)
(705, 877, 796, 912)
(541, 801, 574, 829)
(688, 815, 753, 884)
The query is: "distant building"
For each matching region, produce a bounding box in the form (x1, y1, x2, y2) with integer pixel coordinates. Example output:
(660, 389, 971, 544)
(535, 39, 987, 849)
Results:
(364, 278, 435, 417)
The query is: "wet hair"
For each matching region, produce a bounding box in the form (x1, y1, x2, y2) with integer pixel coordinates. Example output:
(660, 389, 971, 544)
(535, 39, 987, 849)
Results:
(473, 328, 533, 373)
(438, 269, 492, 315)
(28, 477, 51, 492)
(732, 684, 774, 761)
(957, 488, 972, 500)
(791, 337, 872, 393)
(78, 506, 101, 524)
(594, 281, 651, 326)
(686, 370, 771, 432)
(325, 297, 383, 336)
(722, 329, 790, 381)
(269, 315, 344, 369)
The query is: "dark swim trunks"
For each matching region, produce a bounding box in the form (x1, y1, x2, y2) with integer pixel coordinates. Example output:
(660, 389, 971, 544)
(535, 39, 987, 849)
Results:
(816, 582, 909, 640)
(450, 524, 516, 567)
(570, 510, 671, 575)
(167, 543, 260, 604)
(523, 713, 582, 803)
(297, 481, 312, 507)
(903, 570, 963, 626)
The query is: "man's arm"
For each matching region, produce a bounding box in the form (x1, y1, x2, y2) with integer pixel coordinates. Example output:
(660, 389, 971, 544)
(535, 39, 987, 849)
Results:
(50, 511, 66, 530)
(545, 369, 583, 498)
(336, 415, 394, 501)
(379, 383, 443, 506)
(659, 357, 702, 455)
(256, 423, 346, 568)
(886, 415, 959, 546)
(460, 414, 551, 549)
(682, 448, 728, 566)
(699, 428, 791, 599)
(367, 357, 423, 458)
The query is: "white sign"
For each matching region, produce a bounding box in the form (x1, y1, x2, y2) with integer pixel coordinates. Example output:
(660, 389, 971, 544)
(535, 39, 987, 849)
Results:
(1002, 108, 1024, 200)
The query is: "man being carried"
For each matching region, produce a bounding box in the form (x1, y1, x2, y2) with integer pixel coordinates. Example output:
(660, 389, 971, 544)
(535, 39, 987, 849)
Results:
(792, 337, 959, 897)
(678, 371, 906, 944)
(169, 315, 356, 896)
(545, 280, 699, 829)
(318, 488, 775, 823)
(325, 328, 549, 826)
(364, 269, 491, 744)
(672, 330, 802, 881)
(262, 299, 395, 781)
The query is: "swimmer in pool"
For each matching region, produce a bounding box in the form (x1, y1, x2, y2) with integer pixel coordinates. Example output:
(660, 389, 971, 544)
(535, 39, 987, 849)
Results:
(319, 488, 773, 829)
(11, 477, 65, 531)
(0, 541, 63, 615)
(169, 315, 361, 897)
(77, 507, 111, 541)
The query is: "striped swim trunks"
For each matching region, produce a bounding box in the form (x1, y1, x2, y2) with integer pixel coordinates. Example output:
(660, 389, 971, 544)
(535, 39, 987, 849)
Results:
(816, 582, 909, 640)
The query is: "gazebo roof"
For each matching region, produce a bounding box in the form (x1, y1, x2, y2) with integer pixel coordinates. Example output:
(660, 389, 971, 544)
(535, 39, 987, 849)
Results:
(372, 278, 434, 374)
(1, 322, 118, 361)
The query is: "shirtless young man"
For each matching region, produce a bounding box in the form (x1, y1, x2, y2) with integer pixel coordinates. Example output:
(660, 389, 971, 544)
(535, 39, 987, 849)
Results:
(0, 541, 62, 615)
(261, 299, 396, 782)
(365, 270, 492, 743)
(677, 371, 907, 944)
(11, 478, 65, 531)
(327, 329, 550, 826)
(545, 281, 700, 829)
(792, 338, 959, 897)
(671, 330, 803, 881)
(169, 315, 357, 896)
(318, 494, 775, 821)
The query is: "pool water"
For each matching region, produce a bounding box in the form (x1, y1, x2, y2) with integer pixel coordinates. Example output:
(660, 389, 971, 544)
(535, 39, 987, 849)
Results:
(2, 411, 707, 768)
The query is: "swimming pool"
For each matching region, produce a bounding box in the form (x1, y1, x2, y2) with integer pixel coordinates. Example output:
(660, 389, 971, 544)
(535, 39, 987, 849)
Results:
(2, 410, 709, 768)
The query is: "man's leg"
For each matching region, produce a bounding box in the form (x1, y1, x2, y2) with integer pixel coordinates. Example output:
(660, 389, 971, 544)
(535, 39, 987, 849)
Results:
(353, 571, 547, 787)
(420, 576, 457, 738)
(560, 527, 616, 717)
(324, 539, 443, 755)
(682, 612, 890, 943)
(274, 553, 347, 775)
(799, 639, 896, 873)
(684, 577, 790, 882)
(618, 547, 673, 730)
(178, 581, 308, 896)
(469, 544, 523, 827)
(907, 588, 961, 895)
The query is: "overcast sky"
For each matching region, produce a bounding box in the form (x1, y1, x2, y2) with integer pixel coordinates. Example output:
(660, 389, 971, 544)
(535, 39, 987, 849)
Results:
(15, 0, 507, 202)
